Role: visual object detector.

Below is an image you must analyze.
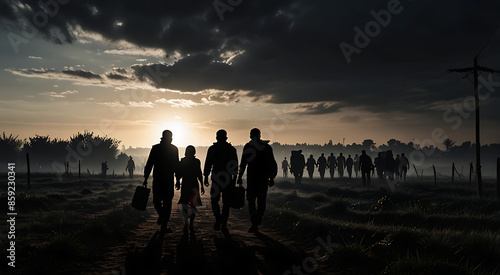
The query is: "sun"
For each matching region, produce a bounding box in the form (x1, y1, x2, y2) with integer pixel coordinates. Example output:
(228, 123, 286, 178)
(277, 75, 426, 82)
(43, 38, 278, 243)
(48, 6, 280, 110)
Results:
(159, 121, 188, 146)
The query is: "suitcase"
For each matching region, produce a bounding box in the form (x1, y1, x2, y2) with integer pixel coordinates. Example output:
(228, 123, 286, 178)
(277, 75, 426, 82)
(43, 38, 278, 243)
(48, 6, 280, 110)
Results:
(230, 185, 245, 209)
(132, 186, 150, 211)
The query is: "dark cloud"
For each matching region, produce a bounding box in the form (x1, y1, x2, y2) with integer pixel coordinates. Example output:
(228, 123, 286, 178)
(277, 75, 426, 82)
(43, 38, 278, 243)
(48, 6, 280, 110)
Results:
(2, 0, 500, 115)
(62, 69, 101, 79)
(105, 73, 129, 80)
(292, 102, 346, 115)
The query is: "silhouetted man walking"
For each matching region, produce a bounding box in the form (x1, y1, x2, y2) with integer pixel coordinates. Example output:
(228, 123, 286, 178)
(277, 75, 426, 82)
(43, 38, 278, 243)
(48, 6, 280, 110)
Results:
(400, 153, 409, 181)
(359, 150, 373, 186)
(204, 129, 238, 233)
(374, 153, 384, 179)
(337, 153, 346, 178)
(290, 150, 305, 184)
(126, 156, 135, 178)
(144, 130, 179, 233)
(282, 157, 289, 178)
(385, 150, 396, 180)
(317, 153, 327, 180)
(327, 153, 336, 179)
(306, 155, 316, 179)
(101, 161, 108, 178)
(238, 128, 277, 233)
(346, 154, 353, 178)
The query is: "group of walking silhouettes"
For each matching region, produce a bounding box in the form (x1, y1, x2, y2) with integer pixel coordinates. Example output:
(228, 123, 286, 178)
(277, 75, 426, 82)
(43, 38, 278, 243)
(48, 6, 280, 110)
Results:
(143, 128, 277, 235)
(283, 150, 409, 186)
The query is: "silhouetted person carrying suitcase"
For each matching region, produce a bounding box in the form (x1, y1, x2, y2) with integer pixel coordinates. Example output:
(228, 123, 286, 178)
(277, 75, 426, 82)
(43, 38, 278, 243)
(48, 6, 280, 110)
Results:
(359, 150, 373, 186)
(306, 155, 316, 179)
(317, 153, 327, 180)
(177, 145, 204, 234)
(327, 153, 336, 179)
(144, 130, 179, 233)
(237, 128, 277, 233)
(126, 156, 135, 178)
(204, 129, 238, 233)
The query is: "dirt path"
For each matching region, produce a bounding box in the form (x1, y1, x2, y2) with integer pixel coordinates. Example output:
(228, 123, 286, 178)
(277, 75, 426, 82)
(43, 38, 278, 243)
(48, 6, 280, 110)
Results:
(87, 190, 305, 274)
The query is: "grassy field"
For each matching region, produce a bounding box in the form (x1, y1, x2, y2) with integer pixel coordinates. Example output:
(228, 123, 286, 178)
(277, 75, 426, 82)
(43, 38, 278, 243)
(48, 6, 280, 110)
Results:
(264, 176, 500, 274)
(1, 174, 499, 274)
(0, 175, 149, 274)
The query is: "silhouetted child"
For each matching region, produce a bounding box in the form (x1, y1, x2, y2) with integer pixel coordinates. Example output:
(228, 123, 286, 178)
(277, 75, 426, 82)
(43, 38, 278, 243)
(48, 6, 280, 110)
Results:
(176, 145, 205, 233)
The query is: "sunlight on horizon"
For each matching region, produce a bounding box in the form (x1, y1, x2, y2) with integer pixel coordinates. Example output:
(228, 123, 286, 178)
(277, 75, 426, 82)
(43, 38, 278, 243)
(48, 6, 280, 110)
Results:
(157, 120, 192, 147)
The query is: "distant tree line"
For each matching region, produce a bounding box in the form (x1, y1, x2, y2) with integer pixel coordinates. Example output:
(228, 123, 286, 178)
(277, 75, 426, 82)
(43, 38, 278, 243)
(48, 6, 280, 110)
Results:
(0, 131, 130, 173)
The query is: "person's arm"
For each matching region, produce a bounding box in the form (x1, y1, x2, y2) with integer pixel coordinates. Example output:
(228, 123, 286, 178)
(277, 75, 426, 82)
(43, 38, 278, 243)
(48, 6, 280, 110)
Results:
(144, 147, 155, 186)
(203, 147, 213, 186)
(238, 144, 250, 184)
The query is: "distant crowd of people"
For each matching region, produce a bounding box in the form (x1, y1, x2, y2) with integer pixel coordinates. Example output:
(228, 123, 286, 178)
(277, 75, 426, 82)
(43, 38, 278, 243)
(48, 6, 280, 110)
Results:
(283, 150, 409, 186)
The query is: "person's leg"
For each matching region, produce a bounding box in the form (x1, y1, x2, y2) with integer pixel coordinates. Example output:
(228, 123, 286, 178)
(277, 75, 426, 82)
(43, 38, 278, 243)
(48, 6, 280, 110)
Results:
(162, 191, 174, 226)
(220, 186, 232, 228)
(255, 184, 268, 227)
(153, 192, 163, 225)
(190, 205, 197, 231)
(210, 183, 222, 230)
(247, 183, 258, 232)
(362, 171, 366, 186)
(366, 171, 371, 185)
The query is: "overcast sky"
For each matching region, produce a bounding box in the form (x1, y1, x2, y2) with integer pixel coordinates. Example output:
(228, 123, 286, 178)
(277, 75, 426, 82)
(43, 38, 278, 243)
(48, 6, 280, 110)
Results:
(1, 0, 500, 148)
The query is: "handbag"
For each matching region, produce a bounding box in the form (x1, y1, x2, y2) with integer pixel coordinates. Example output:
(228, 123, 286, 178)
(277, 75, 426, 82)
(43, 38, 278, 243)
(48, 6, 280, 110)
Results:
(131, 185, 150, 211)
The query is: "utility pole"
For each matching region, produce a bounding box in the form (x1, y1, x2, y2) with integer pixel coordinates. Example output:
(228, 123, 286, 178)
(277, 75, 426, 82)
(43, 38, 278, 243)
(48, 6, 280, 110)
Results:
(448, 56, 498, 198)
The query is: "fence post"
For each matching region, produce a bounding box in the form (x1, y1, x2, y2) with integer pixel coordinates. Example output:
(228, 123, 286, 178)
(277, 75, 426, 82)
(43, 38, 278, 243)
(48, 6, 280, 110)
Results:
(413, 164, 419, 178)
(497, 158, 499, 200)
(433, 165, 437, 185)
(469, 163, 473, 185)
(452, 162, 455, 184)
(26, 153, 31, 191)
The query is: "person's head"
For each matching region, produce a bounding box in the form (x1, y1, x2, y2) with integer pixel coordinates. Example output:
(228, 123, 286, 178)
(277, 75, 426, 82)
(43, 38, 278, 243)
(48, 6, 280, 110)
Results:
(161, 130, 173, 144)
(321, 153, 324, 156)
(348, 154, 351, 158)
(284, 157, 287, 160)
(362, 150, 366, 155)
(340, 153, 343, 156)
(396, 154, 400, 157)
(299, 150, 302, 153)
(401, 153, 405, 157)
(216, 129, 228, 142)
(185, 145, 196, 157)
(330, 153, 333, 156)
(129, 156, 133, 159)
(310, 154, 313, 158)
(250, 128, 261, 140)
